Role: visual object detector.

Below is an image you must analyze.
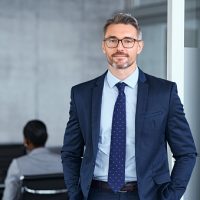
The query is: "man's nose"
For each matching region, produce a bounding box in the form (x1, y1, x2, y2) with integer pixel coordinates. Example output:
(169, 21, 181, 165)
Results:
(117, 40, 125, 50)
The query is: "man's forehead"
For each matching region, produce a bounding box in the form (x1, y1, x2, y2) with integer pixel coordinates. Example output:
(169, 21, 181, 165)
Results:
(105, 24, 138, 37)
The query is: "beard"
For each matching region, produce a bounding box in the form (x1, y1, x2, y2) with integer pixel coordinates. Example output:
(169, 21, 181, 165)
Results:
(112, 62, 131, 69)
(107, 52, 133, 69)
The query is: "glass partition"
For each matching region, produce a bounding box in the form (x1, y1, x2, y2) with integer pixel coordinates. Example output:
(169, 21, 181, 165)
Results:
(184, 0, 200, 199)
(132, 0, 167, 78)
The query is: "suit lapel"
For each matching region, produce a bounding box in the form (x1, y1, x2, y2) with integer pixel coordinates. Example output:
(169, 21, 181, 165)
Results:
(91, 72, 107, 157)
(135, 69, 149, 146)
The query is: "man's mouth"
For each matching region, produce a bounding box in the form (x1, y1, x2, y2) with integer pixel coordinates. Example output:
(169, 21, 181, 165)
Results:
(113, 55, 128, 59)
(112, 53, 128, 58)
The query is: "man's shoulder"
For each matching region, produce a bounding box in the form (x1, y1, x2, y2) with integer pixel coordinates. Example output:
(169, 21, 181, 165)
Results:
(143, 71, 175, 87)
(14, 148, 62, 168)
(72, 71, 107, 91)
(15, 148, 59, 162)
(9, 154, 29, 171)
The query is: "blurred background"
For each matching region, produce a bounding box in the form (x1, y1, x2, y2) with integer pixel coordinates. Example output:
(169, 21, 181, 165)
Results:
(0, 0, 199, 199)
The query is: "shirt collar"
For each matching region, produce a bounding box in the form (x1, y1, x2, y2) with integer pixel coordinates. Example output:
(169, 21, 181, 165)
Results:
(106, 67, 139, 89)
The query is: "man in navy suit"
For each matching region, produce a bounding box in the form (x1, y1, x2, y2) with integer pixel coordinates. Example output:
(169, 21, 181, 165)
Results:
(61, 13, 197, 200)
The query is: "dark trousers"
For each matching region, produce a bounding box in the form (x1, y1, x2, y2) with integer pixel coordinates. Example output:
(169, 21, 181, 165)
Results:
(88, 188, 140, 200)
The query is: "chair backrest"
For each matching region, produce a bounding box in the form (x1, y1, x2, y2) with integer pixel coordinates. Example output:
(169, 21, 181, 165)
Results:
(0, 143, 26, 184)
(20, 173, 68, 200)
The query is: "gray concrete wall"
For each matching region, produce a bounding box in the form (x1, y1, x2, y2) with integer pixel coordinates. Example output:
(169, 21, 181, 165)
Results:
(0, 0, 125, 146)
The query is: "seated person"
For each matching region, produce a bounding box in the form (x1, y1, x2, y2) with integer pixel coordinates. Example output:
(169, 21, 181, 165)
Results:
(2, 119, 63, 200)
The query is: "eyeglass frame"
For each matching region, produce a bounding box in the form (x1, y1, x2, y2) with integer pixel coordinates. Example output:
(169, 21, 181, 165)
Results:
(103, 37, 141, 48)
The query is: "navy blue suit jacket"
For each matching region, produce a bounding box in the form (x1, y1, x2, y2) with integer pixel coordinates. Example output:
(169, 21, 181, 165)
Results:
(61, 69, 197, 200)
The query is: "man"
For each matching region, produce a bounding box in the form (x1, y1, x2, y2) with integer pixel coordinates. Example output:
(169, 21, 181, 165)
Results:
(61, 13, 197, 200)
(2, 119, 63, 200)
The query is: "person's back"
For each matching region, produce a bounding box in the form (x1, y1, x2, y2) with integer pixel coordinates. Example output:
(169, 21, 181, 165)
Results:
(15, 147, 61, 175)
(2, 120, 63, 200)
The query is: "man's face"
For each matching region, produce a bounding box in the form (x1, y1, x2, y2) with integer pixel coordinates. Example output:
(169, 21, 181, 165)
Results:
(102, 24, 143, 71)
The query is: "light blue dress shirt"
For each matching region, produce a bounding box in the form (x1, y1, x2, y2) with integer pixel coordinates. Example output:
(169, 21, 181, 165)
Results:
(94, 67, 139, 182)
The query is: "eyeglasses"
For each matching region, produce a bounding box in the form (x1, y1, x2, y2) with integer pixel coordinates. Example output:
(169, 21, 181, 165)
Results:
(103, 37, 140, 48)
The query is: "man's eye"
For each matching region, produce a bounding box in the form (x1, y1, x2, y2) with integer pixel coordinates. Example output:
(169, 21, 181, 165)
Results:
(123, 39, 133, 43)
(109, 39, 117, 43)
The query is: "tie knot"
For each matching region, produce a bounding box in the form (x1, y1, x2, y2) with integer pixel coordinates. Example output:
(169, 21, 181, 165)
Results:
(116, 82, 126, 93)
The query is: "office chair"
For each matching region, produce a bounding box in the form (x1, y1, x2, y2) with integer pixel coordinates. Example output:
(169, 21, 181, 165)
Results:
(20, 173, 68, 200)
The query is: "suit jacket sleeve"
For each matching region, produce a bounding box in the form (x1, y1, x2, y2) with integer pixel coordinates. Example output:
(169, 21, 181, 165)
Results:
(2, 159, 21, 200)
(164, 83, 197, 199)
(61, 87, 84, 200)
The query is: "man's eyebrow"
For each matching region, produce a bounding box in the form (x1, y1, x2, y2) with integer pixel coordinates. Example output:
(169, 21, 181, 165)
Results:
(105, 36, 118, 39)
(105, 36, 135, 40)
(123, 37, 135, 39)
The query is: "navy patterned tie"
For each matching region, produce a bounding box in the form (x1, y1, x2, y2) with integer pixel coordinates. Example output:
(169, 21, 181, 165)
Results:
(108, 82, 126, 192)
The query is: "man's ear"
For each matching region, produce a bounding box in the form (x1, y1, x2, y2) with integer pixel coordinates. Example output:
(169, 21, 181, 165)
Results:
(137, 40, 144, 55)
(24, 138, 35, 151)
(23, 138, 28, 147)
(102, 41, 106, 54)
(24, 138, 31, 147)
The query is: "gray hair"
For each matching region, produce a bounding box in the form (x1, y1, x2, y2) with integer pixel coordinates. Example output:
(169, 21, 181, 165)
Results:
(103, 13, 142, 40)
